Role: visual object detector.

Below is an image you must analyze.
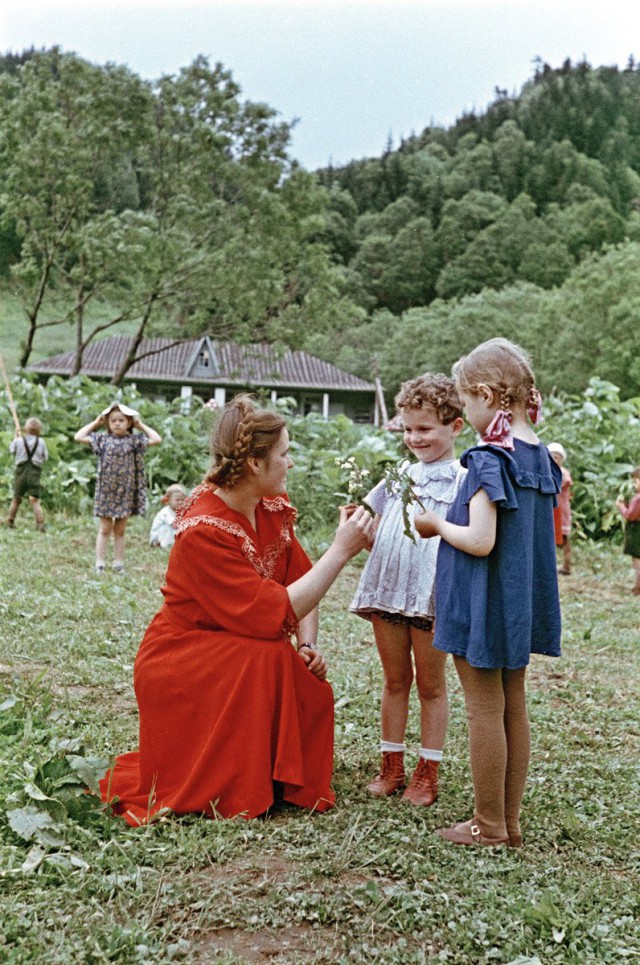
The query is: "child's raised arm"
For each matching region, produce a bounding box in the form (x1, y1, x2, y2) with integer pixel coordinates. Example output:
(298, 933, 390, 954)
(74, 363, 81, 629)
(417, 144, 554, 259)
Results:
(74, 415, 105, 444)
(133, 418, 162, 446)
(415, 488, 497, 557)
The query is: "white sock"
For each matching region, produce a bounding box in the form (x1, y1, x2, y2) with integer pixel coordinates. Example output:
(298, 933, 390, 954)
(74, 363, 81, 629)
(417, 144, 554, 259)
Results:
(380, 741, 406, 753)
(419, 747, 443, 762)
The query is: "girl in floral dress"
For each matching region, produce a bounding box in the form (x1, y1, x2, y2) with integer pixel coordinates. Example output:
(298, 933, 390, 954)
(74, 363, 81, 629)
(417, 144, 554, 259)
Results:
(74, 402, 161, 575)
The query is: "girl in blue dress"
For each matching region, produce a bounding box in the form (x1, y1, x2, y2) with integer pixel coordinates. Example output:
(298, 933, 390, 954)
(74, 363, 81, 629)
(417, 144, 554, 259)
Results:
(416, 338, 561, 848)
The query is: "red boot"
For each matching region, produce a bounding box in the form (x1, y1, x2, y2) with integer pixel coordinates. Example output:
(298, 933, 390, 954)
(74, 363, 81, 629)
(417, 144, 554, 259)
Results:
(402, 758, 439, 806)
(366, 751, 406, 797)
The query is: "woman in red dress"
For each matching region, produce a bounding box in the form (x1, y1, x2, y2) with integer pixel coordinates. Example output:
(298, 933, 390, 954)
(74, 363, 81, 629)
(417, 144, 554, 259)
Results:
(100, 395, 375, 824)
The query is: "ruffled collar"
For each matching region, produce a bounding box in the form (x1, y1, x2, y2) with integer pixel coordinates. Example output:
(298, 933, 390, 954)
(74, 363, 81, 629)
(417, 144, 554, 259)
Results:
(405, 458, 461, 487)
(462, 441, 561, 495)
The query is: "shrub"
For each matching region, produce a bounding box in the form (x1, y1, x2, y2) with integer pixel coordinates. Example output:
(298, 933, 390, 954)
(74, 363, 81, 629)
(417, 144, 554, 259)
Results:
(1, 372, 638, 540)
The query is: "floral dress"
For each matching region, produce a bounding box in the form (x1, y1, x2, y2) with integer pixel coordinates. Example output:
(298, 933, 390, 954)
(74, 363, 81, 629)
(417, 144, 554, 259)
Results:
(89, 432, 149, 518)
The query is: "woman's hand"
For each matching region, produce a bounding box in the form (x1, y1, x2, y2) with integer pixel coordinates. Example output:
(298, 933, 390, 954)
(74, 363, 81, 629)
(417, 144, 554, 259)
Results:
(334, 504, 376, 557)
(415, 510, 442, 539)
(298, 645, 328, 681)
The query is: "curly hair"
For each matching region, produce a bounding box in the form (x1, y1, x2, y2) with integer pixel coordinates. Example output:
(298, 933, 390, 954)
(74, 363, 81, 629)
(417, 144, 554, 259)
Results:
(394, 373, 463, 426)
(205, 394, 287, 489)
(453, 338, 537, 411)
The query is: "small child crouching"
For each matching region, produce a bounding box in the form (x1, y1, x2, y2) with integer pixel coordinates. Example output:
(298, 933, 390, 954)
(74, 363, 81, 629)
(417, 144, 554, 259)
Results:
(149, 484, 187, 549)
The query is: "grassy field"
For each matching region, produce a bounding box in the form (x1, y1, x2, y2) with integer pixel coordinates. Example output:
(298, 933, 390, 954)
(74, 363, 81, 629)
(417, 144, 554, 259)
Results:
(0, 515, 638, 964)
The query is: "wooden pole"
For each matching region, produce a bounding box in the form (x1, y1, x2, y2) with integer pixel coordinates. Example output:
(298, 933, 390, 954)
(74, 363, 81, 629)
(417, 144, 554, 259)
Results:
(0, 353, 21, 435)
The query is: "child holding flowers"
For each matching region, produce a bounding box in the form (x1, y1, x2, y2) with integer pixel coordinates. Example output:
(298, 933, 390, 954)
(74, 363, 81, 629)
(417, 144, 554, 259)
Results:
(350, 373, 465, 806)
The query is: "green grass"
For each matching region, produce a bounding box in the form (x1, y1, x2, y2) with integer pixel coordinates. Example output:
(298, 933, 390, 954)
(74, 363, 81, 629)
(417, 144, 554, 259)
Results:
(0, 519, 638, 963)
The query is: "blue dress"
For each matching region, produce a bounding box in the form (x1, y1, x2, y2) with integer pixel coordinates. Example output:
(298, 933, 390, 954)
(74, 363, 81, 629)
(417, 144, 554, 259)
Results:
(434, 441, 562, 670)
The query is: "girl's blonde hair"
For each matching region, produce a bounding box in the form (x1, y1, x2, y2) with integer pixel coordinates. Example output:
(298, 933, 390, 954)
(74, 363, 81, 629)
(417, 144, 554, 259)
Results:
(205, 394, 286, 489)
(453, 338, 537, 411)
(162, 483, 187, 503)
(24, 417, 43, 435)
(631, 467, 640, 481)
(395, 373, 462, 425)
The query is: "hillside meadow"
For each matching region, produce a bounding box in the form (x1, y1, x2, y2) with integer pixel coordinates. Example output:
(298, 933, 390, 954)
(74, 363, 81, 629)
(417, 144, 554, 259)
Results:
(0, 515, 638, 964)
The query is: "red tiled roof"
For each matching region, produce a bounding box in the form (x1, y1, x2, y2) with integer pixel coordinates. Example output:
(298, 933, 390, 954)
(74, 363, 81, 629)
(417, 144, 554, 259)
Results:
(29, 336, 375, 392)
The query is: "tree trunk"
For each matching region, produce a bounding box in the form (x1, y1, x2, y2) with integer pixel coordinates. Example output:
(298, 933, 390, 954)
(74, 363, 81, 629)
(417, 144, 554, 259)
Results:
(18, 264, 51, 368)
(110, 292, 158, 386)
(71, 283, 85, 376)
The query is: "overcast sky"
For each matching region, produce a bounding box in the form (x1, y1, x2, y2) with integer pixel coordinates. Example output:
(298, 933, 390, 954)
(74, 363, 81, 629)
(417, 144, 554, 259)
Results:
(2, 1, 639, 170)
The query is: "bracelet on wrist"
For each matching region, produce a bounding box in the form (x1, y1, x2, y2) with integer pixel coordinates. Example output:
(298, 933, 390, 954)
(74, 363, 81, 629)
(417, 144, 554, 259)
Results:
(298, 641, 317, 651)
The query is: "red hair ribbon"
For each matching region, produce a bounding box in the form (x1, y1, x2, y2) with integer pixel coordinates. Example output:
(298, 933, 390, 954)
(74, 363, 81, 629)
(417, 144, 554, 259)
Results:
(482, 409, 514, 450)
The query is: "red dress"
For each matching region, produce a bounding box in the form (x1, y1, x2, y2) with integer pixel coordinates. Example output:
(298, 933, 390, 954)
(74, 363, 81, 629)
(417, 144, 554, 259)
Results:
(100, 485, 335, 824)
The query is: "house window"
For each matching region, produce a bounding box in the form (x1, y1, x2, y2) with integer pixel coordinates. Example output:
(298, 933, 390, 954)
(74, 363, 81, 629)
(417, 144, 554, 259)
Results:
(198, 349, 210, 368)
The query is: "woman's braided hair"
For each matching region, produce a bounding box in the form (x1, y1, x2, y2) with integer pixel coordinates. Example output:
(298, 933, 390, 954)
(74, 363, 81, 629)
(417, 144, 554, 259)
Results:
(205, 394, 287, 489)
(453, 338, 537, 412)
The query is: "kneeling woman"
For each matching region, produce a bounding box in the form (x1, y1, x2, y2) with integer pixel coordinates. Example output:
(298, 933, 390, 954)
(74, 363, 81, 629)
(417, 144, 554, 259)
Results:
(100, 395, 375, 824)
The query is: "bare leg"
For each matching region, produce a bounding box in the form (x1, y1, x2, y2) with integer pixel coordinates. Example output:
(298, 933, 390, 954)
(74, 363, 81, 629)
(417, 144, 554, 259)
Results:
(371, 616, 413, 743)
(29, 496, 45, 530)
(453, 656, 508, 840)
(7, 497, 21, 526)
(411, 626, 448, 751)
(632, 557, 640, 593)
(96, 516, 114, 567)
(113, 517, 128, 568)
(502, 667, 530, 844)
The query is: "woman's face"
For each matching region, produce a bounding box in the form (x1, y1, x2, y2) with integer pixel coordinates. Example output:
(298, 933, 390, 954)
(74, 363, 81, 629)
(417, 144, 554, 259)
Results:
(258, 428, 293, 496)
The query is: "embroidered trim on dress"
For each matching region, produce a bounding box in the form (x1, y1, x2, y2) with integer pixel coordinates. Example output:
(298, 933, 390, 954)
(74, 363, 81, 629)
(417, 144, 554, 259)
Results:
(174, 482, 208, 524)
(175, 508, 293, 580)
(263, 496, 298, 523)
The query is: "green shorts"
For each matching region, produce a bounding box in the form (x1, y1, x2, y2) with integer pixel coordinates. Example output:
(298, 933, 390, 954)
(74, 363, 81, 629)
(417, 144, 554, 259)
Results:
(14, 462, 42, 499)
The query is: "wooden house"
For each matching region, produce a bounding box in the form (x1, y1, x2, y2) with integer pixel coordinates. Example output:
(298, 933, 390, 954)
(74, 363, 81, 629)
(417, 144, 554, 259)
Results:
(29, 335, 380, 424)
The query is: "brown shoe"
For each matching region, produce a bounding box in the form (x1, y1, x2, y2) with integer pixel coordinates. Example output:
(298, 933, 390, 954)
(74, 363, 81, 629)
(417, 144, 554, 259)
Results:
(402, 758, 439, 806)
(366, 751, 406, 797)
(435, 819, 508, 847)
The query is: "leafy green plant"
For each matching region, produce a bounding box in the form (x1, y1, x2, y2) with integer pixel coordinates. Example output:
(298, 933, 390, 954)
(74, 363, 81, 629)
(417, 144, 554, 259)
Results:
(2, 371, 639, 541)
(1, 685, 108, 876)
(538, 378, 640, 538)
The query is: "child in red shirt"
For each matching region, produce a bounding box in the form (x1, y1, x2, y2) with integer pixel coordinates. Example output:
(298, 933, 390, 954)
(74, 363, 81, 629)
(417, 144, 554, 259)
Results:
(548, 443, 572, 575)
(616, 467, 640, 595)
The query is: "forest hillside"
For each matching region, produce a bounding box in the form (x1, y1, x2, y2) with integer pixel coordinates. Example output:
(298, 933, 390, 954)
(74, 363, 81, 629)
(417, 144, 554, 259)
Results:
(0, 51, 639, 399)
